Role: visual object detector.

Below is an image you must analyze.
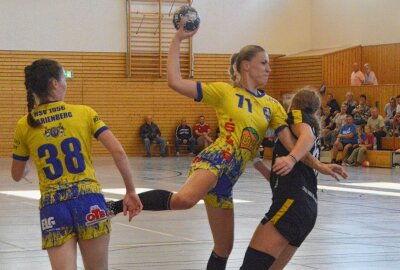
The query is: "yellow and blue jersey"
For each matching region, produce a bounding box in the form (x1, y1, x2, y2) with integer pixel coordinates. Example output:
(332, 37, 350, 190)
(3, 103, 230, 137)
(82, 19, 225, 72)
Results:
(12, 101, 108, 208)
(191, 82, 287, 208)
(196, 82, 287, 161)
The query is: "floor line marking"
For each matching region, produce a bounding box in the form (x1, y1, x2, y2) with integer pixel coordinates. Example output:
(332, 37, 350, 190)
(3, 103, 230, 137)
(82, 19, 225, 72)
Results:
(113, 222, 196, 242)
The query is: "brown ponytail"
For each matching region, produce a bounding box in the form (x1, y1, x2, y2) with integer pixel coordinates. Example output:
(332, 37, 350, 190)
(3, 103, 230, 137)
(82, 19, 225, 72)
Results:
(24, 59, 63, 127)
(290, 87, 321, 137)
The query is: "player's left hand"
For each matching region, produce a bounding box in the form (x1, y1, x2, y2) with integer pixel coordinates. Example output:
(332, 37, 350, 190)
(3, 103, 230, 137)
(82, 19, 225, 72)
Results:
(272, 156, 296, 176)
(319, 163, 348, 181)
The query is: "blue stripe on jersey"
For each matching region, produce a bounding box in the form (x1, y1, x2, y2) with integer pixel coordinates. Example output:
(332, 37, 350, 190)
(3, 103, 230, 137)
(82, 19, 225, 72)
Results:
(195, 82, 203, 102)
(12, 154, 29, 161)
(275, 125, 288, 136)
(94, 126, 109, 139)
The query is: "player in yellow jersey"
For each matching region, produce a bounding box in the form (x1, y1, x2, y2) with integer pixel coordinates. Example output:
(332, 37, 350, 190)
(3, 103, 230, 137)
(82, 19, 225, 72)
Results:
(11, 59, 142, 270)
(107, 20, 347, 269)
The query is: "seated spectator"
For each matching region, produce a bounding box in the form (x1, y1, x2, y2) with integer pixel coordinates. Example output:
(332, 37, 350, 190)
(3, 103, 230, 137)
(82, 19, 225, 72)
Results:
(342, 91, 358, 115)
(194, 115, 213, 150)
(366, 107, 386, 150)
(175, 118, 196, 156)
(331, 114, 358, 164)
(323, 104, 348, 150)
(321, 106, 335, 150)
(363, 63, 378, 85)
(257, 128, 275, 158)
(326, 93, 340, 116)
(139, 115, 166, 157)
(392, 96, 400, 137)
(384, 97, 397, 134)
(261, 128, 275, 148)
(352, 94, 370, 126)
(346, 125, 375, 166)
(350, 62, 365, 86)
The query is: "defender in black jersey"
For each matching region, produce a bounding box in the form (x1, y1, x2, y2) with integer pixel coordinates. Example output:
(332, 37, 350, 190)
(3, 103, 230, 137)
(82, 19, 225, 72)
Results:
(241, 88, 346, 270)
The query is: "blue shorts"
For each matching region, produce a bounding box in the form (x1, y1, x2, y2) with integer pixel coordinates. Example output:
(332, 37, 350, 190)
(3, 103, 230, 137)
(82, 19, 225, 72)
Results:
(40, 193, 111, 249)
(189, 146, 247, 209)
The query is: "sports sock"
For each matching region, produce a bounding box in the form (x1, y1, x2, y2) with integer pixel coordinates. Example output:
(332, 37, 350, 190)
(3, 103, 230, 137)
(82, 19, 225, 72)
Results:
(106, 189, 173, 216)
(138, 189, 173, 210)
(206, 251, 228, 270)
(240, 246, 275, 270)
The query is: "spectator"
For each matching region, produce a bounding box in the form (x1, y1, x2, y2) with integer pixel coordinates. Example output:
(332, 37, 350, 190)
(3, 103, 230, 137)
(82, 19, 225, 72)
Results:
(352, 94, 370, 126)
(350, 62, 365, 86)
(321, 106, 335, 150)
(395, 95, 400, 136)
(384, 97, 397, 134)
(346, 125, 375, 166)
(326, 93, 340, 116)
(139, 115, 166, 157)
(175, 118, 196, 156)
(363, 63, 378, 85)
(397, 95, 400, 114)
(261, 128, 275, 148)
(215, 127, 220, 139)
(194, 115, 213, 150)
(324, 104, 348, 150)
(331, 114, 358, 164)
(366, 107, 386, 150)
(342, 91, 358, 115)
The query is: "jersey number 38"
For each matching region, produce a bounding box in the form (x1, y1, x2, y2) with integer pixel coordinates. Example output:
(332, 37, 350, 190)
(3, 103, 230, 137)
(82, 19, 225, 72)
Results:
(38, 137, 86, 180)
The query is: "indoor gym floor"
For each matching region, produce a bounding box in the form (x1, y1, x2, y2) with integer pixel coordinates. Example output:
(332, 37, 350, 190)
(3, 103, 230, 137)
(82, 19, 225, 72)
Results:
(0, 156, 399, 270)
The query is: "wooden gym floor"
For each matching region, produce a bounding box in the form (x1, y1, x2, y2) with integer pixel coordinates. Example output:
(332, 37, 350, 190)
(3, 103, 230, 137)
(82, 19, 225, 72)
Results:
(0, 156, 400, 270)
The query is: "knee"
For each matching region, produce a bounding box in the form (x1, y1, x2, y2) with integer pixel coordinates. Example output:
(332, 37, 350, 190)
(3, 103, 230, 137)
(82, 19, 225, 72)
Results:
(214, 242, 233, 257)
(144, 138, 150, 144)
(171, 194, 198, 210)
(344, 144, 352, 151)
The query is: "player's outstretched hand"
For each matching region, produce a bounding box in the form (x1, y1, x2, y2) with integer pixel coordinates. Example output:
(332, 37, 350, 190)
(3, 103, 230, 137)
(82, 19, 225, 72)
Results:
(319, 163, 348, 182)
(272, 156, 296, 176)
(123, 191, 143, 222)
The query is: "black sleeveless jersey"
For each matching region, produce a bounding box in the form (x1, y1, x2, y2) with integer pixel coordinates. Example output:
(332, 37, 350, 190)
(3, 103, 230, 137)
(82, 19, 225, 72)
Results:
(270, 110, 320, 202)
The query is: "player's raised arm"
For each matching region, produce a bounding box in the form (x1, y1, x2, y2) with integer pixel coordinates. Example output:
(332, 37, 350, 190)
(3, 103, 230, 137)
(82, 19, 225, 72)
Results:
(167, 15, 199, 99)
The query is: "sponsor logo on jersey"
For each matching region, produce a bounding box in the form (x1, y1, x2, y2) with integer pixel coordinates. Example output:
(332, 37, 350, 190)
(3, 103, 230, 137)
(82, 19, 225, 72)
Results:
(44, 123, 65, 139)
(85, 205, 107, 225)
(239, 127, 259, 152)
(93, 115, 101, 124)
(41, 217, 56, 230)
(263, 107, 271, 121)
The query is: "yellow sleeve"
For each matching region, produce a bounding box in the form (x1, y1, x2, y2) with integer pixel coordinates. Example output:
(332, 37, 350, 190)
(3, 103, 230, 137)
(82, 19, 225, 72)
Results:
(268, 99, 288, 131)
(87, 106, 108, 138)
(12, 123, 29, 161)
(195, 82, 230, 107)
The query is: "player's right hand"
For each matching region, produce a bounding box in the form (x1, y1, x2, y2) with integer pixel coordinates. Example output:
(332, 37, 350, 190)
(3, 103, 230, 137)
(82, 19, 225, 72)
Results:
(123, 191, 143, 222)
(175, 18, 199, 41)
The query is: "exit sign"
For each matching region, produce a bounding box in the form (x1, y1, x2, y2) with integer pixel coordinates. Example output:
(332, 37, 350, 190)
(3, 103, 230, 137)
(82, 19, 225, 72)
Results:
(64, 70, 73, 79)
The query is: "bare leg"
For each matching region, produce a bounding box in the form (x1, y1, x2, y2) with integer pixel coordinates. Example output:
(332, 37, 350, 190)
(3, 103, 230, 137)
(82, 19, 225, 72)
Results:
(269, 245, 298, 270)
(47, 237, 78, 270)
(170, 169, 217, 210)
(249, 222, 289, 258)
(205, 202, 234, 257)
(342, 144, 353, 163)
(78, 234, 110, 270)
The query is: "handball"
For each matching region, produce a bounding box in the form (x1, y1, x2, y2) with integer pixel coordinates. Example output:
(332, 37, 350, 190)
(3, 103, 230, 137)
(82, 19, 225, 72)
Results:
(361, 160, 370, 167)
(173, 6, 200, 32)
